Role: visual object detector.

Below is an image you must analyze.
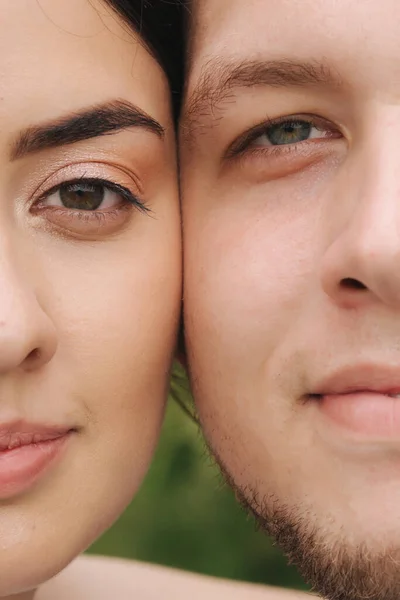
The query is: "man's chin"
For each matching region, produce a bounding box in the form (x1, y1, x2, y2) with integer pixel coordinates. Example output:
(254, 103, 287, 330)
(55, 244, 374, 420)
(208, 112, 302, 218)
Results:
(236, 486, 400, 600)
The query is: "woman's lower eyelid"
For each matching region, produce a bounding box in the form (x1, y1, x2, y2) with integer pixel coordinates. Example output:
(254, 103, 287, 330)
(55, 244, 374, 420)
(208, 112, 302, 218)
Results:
(33, 201, 130, 220)
(31, 202, 138, 239)
(43, 205, 128, 220)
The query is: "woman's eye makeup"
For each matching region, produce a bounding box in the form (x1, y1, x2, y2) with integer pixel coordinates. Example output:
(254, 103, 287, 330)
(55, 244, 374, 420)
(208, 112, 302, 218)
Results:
(30, 173, 150, 237)
(39, 177, 148, 213)
(226, 115, 343, 158)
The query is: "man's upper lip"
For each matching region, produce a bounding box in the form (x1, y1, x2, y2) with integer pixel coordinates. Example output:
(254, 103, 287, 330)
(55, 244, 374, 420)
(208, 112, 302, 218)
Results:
(0, 421, 72, 451)
(311, 365, 400, 397)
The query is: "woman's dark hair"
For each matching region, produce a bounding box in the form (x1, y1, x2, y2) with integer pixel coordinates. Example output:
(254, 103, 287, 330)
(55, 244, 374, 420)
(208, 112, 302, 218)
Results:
(105, 2, 193, 419)
(105, 0, 184, 116)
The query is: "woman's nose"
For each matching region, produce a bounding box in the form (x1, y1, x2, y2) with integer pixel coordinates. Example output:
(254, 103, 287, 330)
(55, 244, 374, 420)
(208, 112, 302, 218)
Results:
(0, 246, 57, 373)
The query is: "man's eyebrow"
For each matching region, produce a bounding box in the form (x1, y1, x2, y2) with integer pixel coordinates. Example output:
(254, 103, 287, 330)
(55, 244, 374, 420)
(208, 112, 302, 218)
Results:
(183, 58, 341, 139)
(11, 99, 165, 161)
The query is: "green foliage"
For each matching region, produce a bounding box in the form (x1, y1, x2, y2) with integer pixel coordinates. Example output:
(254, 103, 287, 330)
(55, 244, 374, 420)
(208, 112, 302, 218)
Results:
(88, 384, 307, 591)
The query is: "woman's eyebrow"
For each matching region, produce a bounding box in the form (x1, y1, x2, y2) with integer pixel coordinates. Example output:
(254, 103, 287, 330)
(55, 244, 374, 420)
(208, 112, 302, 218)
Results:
(10, 99, 165, 161)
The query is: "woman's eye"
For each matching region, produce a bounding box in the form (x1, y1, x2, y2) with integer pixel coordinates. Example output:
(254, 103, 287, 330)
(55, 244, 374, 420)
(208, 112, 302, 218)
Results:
(31, 175, 149, 238)
(43, 181, 121, 211)
(253, 119, 332, 147)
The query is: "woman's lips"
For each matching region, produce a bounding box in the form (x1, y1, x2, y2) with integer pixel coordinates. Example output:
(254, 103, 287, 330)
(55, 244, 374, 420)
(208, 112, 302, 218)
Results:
(0, 423, 73, 500)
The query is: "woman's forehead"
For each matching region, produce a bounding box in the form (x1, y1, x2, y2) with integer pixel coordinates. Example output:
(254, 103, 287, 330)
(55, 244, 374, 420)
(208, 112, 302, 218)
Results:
(0, 0, 171, 131)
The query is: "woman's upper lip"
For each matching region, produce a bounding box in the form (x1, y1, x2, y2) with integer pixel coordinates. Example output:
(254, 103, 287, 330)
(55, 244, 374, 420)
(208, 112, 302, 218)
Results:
(311, 365, 400, 397)
(0, 420, 73, 451)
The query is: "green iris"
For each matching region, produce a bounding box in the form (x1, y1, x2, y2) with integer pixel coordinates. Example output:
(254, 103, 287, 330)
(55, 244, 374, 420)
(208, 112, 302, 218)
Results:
(60, 182, 104, 210)
(267, 120, 312, 145)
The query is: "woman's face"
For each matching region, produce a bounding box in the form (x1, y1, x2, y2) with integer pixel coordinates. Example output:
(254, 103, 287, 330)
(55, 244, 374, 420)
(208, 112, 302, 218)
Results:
(0, 0, 180, 596)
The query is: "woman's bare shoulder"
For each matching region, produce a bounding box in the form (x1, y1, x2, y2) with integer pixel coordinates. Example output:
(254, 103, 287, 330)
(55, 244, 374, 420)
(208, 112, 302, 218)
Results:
(38, 554, 313, 600)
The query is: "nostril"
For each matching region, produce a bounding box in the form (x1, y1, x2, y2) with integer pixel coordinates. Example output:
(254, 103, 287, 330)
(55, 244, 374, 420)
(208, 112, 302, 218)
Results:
(26, 348, 41, 364)
(340, 278, 367, 291)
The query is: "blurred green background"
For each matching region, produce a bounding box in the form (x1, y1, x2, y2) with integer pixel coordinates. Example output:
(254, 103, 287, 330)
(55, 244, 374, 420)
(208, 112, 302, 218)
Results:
(88, 367, 308, 592)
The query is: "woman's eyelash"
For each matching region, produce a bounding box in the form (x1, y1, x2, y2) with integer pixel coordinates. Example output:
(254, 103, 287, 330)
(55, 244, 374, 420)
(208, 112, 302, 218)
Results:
(38, 176, 150, 214)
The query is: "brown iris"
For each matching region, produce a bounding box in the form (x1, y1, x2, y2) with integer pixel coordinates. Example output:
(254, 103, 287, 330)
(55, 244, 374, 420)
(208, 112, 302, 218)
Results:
(59, 182, 104, 210)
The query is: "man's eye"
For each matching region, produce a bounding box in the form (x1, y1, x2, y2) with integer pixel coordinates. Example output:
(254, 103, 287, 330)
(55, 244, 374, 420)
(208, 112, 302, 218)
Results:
(226, 115, 342, 159)
(253, 119, 331, 147)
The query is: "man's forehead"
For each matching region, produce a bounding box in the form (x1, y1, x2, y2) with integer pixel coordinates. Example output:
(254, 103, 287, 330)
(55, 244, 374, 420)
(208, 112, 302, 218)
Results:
(184, 0, 400, 114)
(186, 0, 319, 87)
(187, 0, 246, 77)
(187, 0, 397, 74)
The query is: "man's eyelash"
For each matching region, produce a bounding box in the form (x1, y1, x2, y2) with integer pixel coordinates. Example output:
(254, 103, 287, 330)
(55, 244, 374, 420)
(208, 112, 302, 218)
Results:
(225, 115, 337, 158)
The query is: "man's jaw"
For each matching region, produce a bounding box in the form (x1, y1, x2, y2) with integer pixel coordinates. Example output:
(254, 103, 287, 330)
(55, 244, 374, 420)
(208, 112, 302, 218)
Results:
(205, 432, 400, 600)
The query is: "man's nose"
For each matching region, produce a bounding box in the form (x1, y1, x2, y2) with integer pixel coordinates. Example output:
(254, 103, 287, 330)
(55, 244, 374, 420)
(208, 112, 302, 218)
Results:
(0, 238, 57, 373)
(321, 123, 400, 310)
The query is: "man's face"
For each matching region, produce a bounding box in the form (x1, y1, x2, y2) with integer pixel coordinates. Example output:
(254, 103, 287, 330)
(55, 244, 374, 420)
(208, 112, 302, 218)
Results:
(181, 1, 400, 598)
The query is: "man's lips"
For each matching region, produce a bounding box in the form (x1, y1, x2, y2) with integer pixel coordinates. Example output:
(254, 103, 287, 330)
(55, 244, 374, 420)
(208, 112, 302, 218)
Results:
(309, 364, 400, 398)
(308, 366, 400, 439)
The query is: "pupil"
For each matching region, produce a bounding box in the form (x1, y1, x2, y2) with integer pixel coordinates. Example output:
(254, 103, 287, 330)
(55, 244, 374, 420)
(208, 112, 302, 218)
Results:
(268, 121, 311, 145)
(60, 183, 104, 210)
